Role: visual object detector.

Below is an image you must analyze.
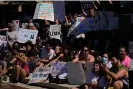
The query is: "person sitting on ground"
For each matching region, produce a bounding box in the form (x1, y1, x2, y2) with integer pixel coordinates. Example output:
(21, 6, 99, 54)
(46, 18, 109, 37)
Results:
(14, 47, 29, 82)
(28, 51, 37, 73)
(40, 43, 55, 65)
(0, 51, 7, 77)
(25, 41, 36, 57)
(74, 46, 95, 64)
(102, 55, 129, 89)
(53, 46, 64, 62)
(119, 46, 131, 69)
(101, 52, 112, 69)
(63, 47, 72, 62)
(72, 51, 80, 63)
(71, 61, 106, 89)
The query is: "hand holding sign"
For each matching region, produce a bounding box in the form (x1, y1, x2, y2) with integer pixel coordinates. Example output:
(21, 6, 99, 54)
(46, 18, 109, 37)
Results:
(59, 53, 64, 58)
(17, 28, 38, 44)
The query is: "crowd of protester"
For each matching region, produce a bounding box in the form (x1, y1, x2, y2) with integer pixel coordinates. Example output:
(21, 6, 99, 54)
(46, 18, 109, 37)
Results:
(0, 6, 131, 89)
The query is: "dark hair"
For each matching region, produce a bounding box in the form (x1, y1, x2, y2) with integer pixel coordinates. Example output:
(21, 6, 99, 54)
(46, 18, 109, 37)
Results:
(26, 40, 34, 49)
(56, 45, 63, 54)
(109, 53, 121, 61)
(92, 61, 103, 76)
(29, 51, 37, 57)
(0, 51, 4, 60)
(12, 42, 19, 50)
(120, 46, 127, 52)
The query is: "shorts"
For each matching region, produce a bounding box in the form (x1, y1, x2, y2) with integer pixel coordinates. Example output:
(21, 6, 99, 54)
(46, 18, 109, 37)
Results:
(122, 82, 129, 89)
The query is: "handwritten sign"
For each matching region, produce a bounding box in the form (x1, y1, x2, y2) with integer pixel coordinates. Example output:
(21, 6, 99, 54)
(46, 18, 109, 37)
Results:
(51, 62, 67, 78)
(0, 35, 7, 46)
(33, 3, 54, 22)
(17, 28, 38, 44)
(48, 25, 61, 40)
(28, 67, 52, 84)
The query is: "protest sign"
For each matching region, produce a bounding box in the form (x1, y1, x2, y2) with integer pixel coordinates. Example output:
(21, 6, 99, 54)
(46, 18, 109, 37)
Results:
(17, 28, 38, 44)
(28, 67, 52, 84)
(108, 17, 119, 30)
(71, 18, 99, 36)
(53, 1, 65, 22)
(51, 62, 67, 78)
(48, 25, 62, 40)
(67, 17, 85, 37)
(98, 11, 109, 30)
(0, 35, 7, 46)
(33, 3, 54, 22)
(68, 62, 86, 85)
(68, 11, 119, 36)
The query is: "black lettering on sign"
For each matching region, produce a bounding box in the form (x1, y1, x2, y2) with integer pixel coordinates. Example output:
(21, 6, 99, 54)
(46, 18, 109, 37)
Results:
(54, 32, 57, 35)
(57, 32, 60, 35)
(30, 35, 34, 39)
(49, 31, 61, 36)
(24, 34, 28, 38)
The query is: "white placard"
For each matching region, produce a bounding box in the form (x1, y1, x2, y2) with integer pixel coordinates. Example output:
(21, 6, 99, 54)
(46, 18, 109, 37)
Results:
(17, 28, 38, 44)
(49, 25, 61, 40)
(28, 67, 52, 84)
(33, 3, 54, 22)
(51, 62, 67, 78)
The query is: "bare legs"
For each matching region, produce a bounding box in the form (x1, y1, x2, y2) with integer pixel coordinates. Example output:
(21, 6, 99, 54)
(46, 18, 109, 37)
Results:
(113, 80, 123, 89)
(16, 65, 26, 81)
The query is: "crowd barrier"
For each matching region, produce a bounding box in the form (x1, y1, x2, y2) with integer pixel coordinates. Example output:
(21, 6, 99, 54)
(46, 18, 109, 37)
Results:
(67, 62, 86, 85)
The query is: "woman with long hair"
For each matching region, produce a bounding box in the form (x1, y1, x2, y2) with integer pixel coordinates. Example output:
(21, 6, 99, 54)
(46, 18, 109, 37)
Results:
(71, 61, 106, 89)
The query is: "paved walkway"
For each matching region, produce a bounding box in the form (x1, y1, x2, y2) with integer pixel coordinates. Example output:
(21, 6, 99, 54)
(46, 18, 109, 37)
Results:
(0, 83, 47, 89)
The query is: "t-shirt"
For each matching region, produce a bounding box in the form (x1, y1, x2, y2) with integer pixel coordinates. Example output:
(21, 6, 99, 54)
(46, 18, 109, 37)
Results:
(106, 61, 112, 69)
(41, 47, 54, 60)
(86, 71, 107, 89)
(122, 56, 131, 68)
(6, 31, 18, 46)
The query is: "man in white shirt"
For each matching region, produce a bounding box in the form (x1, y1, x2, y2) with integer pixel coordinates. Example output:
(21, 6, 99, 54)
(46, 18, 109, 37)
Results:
(41, 44, 55, 64)
(6, 23, 18, 48)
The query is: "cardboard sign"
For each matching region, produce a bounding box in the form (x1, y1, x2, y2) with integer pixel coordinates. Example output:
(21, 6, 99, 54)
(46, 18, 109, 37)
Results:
(48, 25, 61, 40)
(28, 67, 52, 84)
(17, 28, 38, 44)
(33, 3, 54, 22)
(0, 35, 7, 46)
(68, 62, 86, 85)
(51, 62, 67, 78)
